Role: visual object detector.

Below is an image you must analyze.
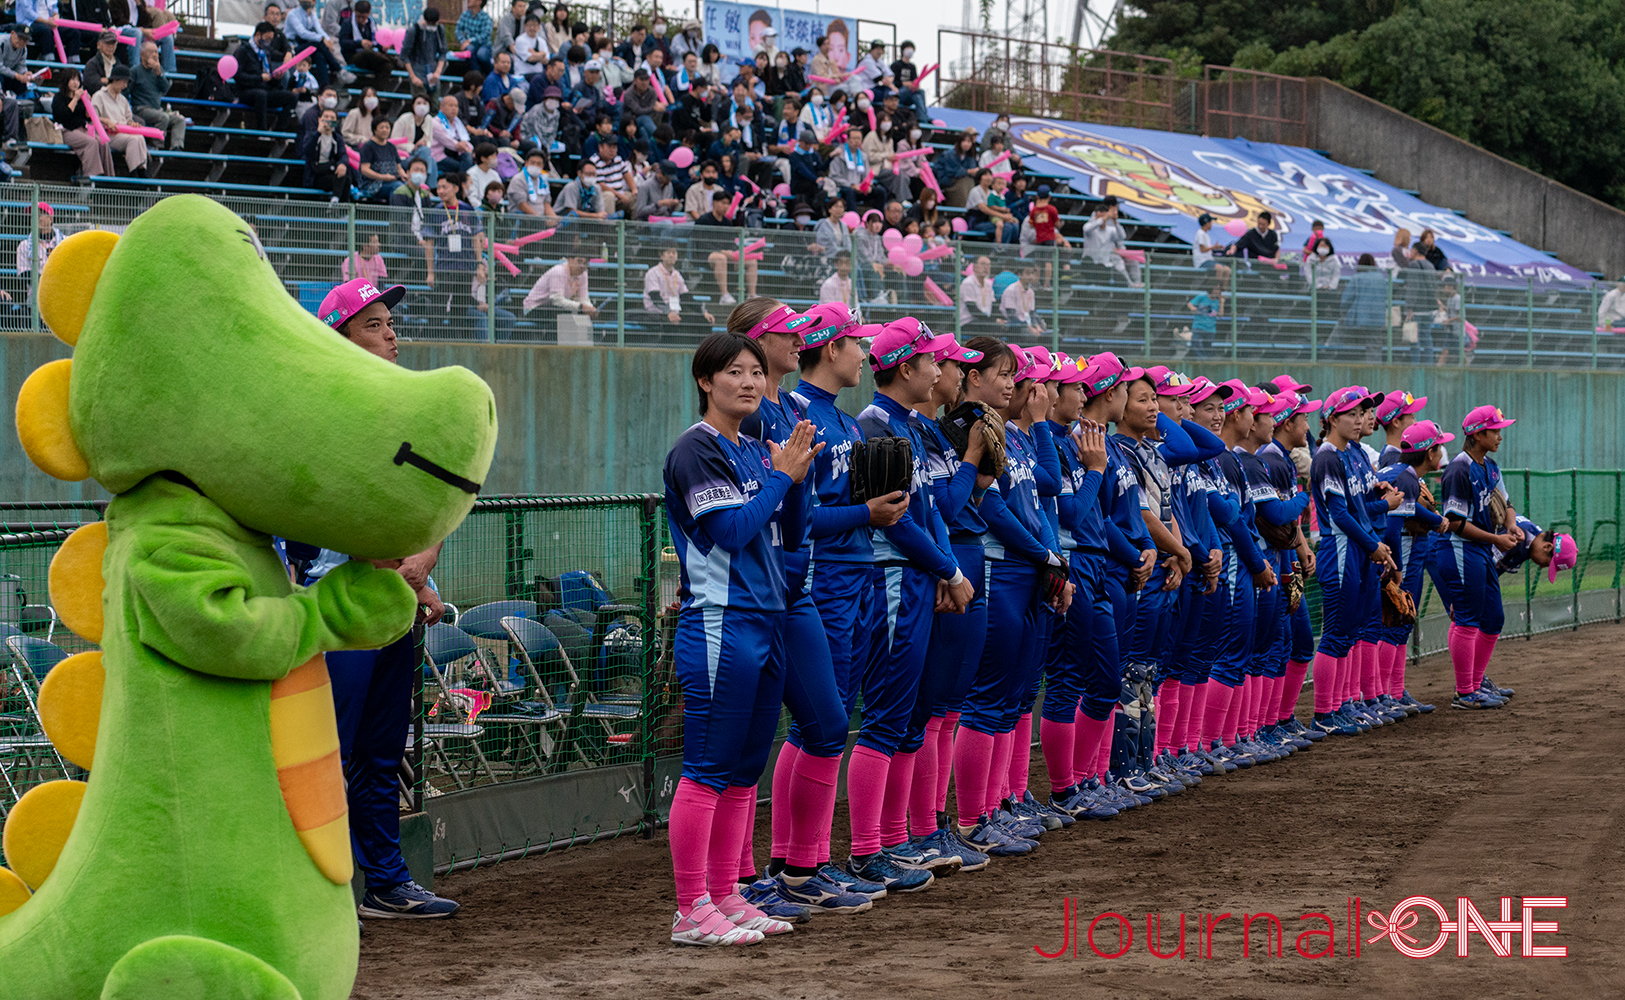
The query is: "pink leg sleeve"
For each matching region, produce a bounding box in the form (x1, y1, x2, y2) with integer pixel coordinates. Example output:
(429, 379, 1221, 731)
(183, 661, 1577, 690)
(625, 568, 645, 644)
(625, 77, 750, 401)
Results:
(1073, 708, 1111, 784)
(988, 729, 1015, 814)
(1201, 681, 1233, 749)
(1008, 714, 1034, 800)
(909, 720, 942, 838)
(768, 742, 801, 861)
(707, 785, 755, 903)
(878, 749, 917, 849)
(844, 744, 892, 857)
(1281, 659, 1311, 720)
(951, 726, 995, 829)
(669, 777, 721, 913)
(787, 751, 842, 870)
(1448, 623, 1475, 695)
(935, 711, 960, 813)
(1039, 715, 1076, 795)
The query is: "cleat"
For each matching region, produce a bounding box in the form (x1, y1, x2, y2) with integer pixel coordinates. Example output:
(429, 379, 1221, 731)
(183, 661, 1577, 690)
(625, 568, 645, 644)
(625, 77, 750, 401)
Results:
(994, 806, 1046, 840)
(1177, 751, 1216, 775)
(1451, 691, 1501, 710)
(962, 817, 1037, 857)
(883, 839, 959, 872)
(671, 896, 764, 946)
(917, 828, 989, 872)
(1311, 712, 1359, 737)
(847, 852, 935, 893)
(1289, 718, 1327, 741)
(818, 862, 886, 899)
(1482, 676, 1514, 699)
(1052, 788, 1117, 820)
(715, 892, 796, 936)
(357, 880, 460, 919)
(1020, 790, 1073, 828)
(771, 872, 871, 914)
(1401, 690, 1435, 714)
(738, 879, 813, 922)
(1144, 764, 1186, 793)
(1197, 747, 1237, 772)
(1117, 769, 1164, 798)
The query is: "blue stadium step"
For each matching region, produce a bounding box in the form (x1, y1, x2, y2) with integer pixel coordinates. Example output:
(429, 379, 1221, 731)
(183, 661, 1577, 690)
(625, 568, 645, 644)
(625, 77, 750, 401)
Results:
(76, 174, 327, 197)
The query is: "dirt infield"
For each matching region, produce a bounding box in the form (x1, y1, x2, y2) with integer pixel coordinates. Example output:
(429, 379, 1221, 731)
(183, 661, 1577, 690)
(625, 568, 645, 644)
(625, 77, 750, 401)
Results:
(354, 623, 1625, 999)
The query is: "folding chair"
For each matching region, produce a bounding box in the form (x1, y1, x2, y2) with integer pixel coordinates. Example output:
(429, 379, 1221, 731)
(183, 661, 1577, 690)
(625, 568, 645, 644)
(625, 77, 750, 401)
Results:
(418, 624, 498, 789)
(451, 600, 539, 696)
(501, 616, 638, 770)
(18, 605, 57, 642)
(0, 636, 71, 815)
(435, 608, 561, 777)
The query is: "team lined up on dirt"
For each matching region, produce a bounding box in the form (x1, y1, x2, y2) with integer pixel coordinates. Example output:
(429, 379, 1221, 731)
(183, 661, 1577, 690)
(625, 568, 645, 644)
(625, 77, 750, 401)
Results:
(658, 296, 1577, 947)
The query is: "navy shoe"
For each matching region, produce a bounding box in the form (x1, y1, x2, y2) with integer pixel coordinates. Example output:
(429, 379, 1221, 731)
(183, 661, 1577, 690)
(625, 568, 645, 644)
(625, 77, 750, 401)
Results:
(994, 805, 1046, 839)
(1010, 793, 1065, 831)
(818, 862, 887, 900)
(1177, 751, 1216, 775)
(1290, 718, 1328, 741)
(769, 872, 870, 914)
(916, 827, 989, 872)
(1482, 676, 1514, 699)
(1401, 690, 1436, 713)
(1143, 763, 1186, 794)
(1086, 776, 1140, 810)
(1312, 711, 1360, 736)
(1451, 691, 1501, 710)
(847, 852, 935, 893)
(738, 878, 816, 922)
(1196, 747, 1237, 772)
(1022, 790, 1075, 827)
(358, 880, 460, 919)
(963, 816, 1037, 857)
(1053, 787, 1118, 820)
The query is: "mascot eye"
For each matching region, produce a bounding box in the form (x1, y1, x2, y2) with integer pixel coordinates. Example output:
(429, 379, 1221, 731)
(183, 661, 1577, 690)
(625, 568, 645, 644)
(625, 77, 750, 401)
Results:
(236, 227, 268, 262)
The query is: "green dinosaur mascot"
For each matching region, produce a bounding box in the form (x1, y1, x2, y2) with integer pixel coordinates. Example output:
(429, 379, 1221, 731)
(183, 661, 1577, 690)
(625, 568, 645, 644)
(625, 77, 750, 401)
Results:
(0, 194, 497, 999)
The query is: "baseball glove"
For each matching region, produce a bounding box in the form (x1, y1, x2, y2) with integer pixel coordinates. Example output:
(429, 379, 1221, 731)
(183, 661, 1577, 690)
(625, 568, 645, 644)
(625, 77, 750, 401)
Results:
(1285, 559, 1306, 613)
(1487, 488, 1509, 533)
(937, 402, 1007, 477)
(849, 434, 914, 504)
(1256, 502, 1300, 551)
(1417, 479, 1439, 513)
(1381, 569, 1416, 627)
(1038, 560, 1068, 605)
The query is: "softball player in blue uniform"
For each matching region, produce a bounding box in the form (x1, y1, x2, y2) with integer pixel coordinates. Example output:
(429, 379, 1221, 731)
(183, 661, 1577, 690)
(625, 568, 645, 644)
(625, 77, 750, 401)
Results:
(1375, 419, 1451, 716)
(1373, 390, 1427, 469)
(664, 332, 820, 947)
(849, 320, 972, 892)
(1186, 378, 1244, 771)
(1436, 405, 1521, 709)
(1348, 402, 1404, 727)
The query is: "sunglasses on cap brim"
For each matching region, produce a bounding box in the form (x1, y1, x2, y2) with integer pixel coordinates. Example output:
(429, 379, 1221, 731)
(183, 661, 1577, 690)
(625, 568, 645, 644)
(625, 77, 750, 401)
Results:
(746, 305, 816, 341)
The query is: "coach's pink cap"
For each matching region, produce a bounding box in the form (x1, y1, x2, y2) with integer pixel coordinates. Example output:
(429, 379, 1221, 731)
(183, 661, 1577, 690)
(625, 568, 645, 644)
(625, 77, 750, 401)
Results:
(1549, 533, 1577, 582)
(1145, 365, 1196, 397)
(745, 303, 818, 342)
(1186, 376, 1234, 405)
(1321, 385, 1384, 420)
(1271, 374, 1312, 395)
(1374, 390, 1427, 425)
(1080, 351, 1142, 397)
(867, 317, 953, 370)
(1400, 419, 1454, 453)
(1462, 404, 1515, 435)
(319, 277, 405, 329)
(798, 302, 861, 349)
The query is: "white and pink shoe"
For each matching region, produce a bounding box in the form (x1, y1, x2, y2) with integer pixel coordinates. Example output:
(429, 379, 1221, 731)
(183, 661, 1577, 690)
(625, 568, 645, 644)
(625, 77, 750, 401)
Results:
(714, 893, 795, 936)
(670, 895, 766, 947)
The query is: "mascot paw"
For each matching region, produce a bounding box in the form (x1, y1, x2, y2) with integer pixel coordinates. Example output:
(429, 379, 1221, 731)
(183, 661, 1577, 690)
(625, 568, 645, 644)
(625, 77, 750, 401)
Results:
(101, 936, 302, 1000)
(313, 558, 418, 651)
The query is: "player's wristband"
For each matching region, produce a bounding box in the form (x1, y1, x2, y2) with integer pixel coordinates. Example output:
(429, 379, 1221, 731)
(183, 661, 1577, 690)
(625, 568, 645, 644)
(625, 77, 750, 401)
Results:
(946, 569, 966, 587)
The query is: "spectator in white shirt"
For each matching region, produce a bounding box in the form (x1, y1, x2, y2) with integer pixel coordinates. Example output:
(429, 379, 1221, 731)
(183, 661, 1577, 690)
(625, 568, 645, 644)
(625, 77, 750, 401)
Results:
(15, 202, 64, 280)
(1191, 211, 1233, 284)
(1082, 195, 1139, 285)
(819, 250, 854, 305)
(958, 255, 1000, 333)
(90, 64, 148, 175)
(1000, 263, 1044, 336)
(523, 253, 595, 315)
(1599, 279, 1625, 330)
(644, 246, 714, 330)
(513, 15, 548, 76)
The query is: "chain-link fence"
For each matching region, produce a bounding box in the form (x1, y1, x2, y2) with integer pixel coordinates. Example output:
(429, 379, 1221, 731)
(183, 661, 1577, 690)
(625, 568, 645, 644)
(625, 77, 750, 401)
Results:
(7, 184, 1623, 368)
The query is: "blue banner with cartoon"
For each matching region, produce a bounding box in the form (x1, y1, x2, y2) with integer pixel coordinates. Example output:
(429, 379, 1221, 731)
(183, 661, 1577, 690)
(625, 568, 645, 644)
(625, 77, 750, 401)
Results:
(932, 109, 1587, 283)
(701, 2, 857, 68)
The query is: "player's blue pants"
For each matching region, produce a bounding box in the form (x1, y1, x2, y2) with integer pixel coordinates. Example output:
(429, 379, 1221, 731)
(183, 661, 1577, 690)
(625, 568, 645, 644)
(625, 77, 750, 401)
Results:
(330, 629, 417, 891)
(1042, 554, 1092, 723)
(1208, 546, 1254, 687)
(1060, 553, 1120, 722)
(1373, 533, 1431, 645)
(856, 564, 937, 755)
(1124, 562, 1179, 675)
(1026, 601, 1058, 713)
(1315, 532, 1370, 658)
(1251, 549, 1290, 679)
(806, 559, 878, 721)
(1355, 546, 1386, 646)
(780, 587, 850, 758)
(1167, 575, 1207, 686)
(1288, 568, 1314, 663)
(961, 558, 1040, 736)
(673, 606, 788, 791)
(1432, 535, 1504, 635)
(920, 541, 988, 721)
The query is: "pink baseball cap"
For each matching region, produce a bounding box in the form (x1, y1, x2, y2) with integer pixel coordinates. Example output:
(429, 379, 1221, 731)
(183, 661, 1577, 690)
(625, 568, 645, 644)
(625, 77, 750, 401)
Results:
(1291, 394, 1323, 418)
(1049, 357, 1089, 384)
(1271, 374, 1312, 395)
(1026, 344, 1054, 374)
(1400, 419, 1455, 453)
(1374, 390, 1428, 425)
(1462, 405, 1515, 435)
(1254, 387, 1295, 417)
(318, 277, 405, 329)
(1145, 365, 1197, 397)
(1079, 352, 1142, 397)
(1186, 376, 1234, 405)
(1549, 532, 1577, 582)
(1013, 344, 1051, 382)
(867, 317, 954, 371)
(36, 202, 52, 216)
(932, 334, 984, 364)
(1321, 385, 1384, 420)
(1216, 378, 1264, 413)
(798, 302, 861, 349)
(744, 303, 818, 341)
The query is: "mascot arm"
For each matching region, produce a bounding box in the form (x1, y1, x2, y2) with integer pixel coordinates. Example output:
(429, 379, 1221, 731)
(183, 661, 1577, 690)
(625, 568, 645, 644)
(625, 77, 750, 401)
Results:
(129, 539, 418, 681)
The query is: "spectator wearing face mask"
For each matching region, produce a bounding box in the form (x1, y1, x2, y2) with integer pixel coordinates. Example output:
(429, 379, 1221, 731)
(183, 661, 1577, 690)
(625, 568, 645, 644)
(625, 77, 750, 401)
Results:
(403, 6, 449, 98)
(890, 40, 930, 125)
(894, 121, 926, 196)
(507, 146, 559, 220)
(393, 94, 439, 187)
(1305, 235, 1341, 292)
(342, 86, 380, 148)
(798, 86, 835, 142)
(298, 86, 341, 156)
(286, 0, 353, 89)
(556, 160, 613, 219)
(305, 105, 351, 202)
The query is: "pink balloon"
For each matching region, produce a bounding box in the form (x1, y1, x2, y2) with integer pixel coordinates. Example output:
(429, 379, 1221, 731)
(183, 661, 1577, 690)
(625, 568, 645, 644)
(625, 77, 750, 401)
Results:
(1224, 218, 1249, 238)
(773, 182, 790, 197)
(842, 211, 861, 230)
(669, 146, 695, 169)
(882, 228, 903, 249)
(217, 53, 238, 79)
(902, 255, 924, 277)
(902, 233, 923, 253)
(951, 217, 968, 234)
(888, 246, 909, 267)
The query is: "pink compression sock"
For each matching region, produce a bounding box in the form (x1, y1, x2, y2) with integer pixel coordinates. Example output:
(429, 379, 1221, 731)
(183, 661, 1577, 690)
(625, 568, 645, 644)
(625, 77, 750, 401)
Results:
(1311, 653, 1340, 713)
(879, 749, 917, 848)
(1176, 680, 1207, 754)
(909, 721, 942, 838)
(769, 742, 801, 860)
(737, 790, 758, 881)
(707, 785, 755, 903)
(1243, 676, 1263, 737)
(1201, 681, 1234, 748)
(787, 752, 842, 870)
(935, 712, 960, 813)
(1338, 649, 1357, 704)
(1093, 710, 1116, 778)
(669, 777, 721, 913)
(1474, 630, 1499, 689)
(1008, 714, 1034, 800)
(844, 745, 891, 857)
(1448, 623, 1475, 694)
(1355, 641, 1378, 700)
(951, 726, 995, 829)
(1158, 680, 1183, 755)
(988, 730, 1015, 813)
(1281, 659, 1311, 720)
(1073, 709, 1112, 785)
(1039, 716, 1076, 794)
(1222, 680, 1245, 744)
(1387, 643, 1407, 696)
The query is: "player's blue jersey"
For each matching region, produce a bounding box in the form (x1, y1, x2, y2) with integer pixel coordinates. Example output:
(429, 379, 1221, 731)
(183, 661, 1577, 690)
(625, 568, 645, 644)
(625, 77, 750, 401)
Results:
(742, 389, 814, 581)
(1376, 461, 1443, 555)
(664, 421, 798, 612)
(1101, 434, 1153, 567)
(857, 393, 958, 579)
(985, 421, 1058, 562)
(1377, 443, 1403, 469)
(1115, 433, 1174, 529)
(1048, 419, 1106, 553)
(917, 414, 983, 537)
(1440, 451, 1507, 537)
(1310, 441, 1380, 554)
(792, 381, 874, 565)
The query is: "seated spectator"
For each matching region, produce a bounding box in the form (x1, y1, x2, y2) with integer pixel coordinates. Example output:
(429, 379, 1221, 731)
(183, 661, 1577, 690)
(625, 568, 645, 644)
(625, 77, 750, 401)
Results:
(1000, 262, 1044, 336)
(644, 244, 711, 329)
(297, 87, 340, 156)
(523, 251, 596, 317)
(829, 129, 878, 212)
(507, 146, 558, 220)
(15, 202, 64, 283)
(232, 23, 299, 131)
(1597, 278, 1625, 330)
(90, 64, 149, 177)
(129, 40, 183, 149)
(1192, 211, 1230, 280)
(583, 112, 629, 162)
(0, 25, 33, 98)
(305, 106, 352, 201)
(683, 158, 725, 219)
(518, 85, 579, 167)
(84, 30, 122, 94)
(1417, 227, 1449, 271)
(286, 0, 350, 89)
(431, 93, 476, 173)
(455, 0, 495, 76)
(855, 209, 890, 304)
(493, 0, 529, 67)
(819, 249, 854, 305)
(482, 86, 527, 149)
(634, 158, 680, 220)
(54, 74, 115, 178)
(465, 142, 502, 204)
(287, 56, 319, 117)
(482, 50, 520, 103)
(342, 86, 380, 149)
(588, 135, 637, 215)
(797, 87, 836, 141)
(340, 1, 396, 82)
(470, 259, 517, 338)
(356, 118, 402, 202)
(525, 56, 568, 106)
(965, 169, 1016, 243)
(959, 254, 1001, 333)
(478, 178, 507, 213)
(977, 132, 1022, 173)
(1305, 235, 1341, 291)
(555, 159, 612, 218)
(455, 71, 493, 139)
(1227, 211, 1279, 261)
(1082, 196, 1139, 284)
(695, 189, 754, 304)
(341, 232, 389, 284)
